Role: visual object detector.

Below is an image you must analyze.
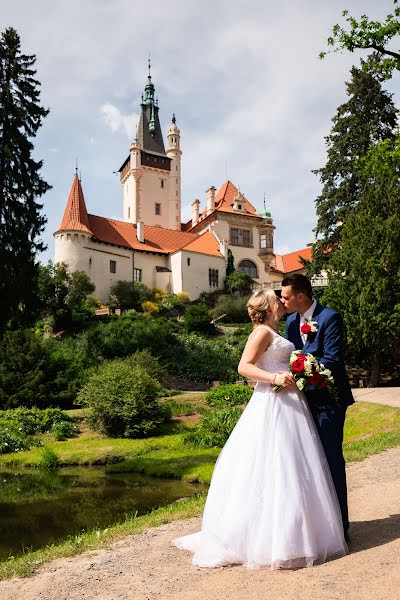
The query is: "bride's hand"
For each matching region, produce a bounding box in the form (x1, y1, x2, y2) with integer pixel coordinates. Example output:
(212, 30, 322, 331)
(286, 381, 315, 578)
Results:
(274, 372, 296, 388)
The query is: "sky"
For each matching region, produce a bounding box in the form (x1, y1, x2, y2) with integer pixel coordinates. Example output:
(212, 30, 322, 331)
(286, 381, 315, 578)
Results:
(1, 0, 399, 261)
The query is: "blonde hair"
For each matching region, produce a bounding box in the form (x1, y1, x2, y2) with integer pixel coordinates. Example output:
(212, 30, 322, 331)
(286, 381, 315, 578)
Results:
(247, 288, 279, 325)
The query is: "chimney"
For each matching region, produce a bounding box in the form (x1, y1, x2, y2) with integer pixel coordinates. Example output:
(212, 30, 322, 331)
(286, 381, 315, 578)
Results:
(136, 220, 144, 243)
(191, 199, 200, 225)
(206, 186, 216, 214)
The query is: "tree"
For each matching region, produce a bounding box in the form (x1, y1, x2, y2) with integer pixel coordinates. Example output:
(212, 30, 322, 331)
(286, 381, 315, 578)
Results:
(320, 1, 400, 79)
(310, 59, 397, 274)
(226, 249, 235, 276)
(225, 271, 254, 296)
(37, 262, 95, 330)
(0, 28, 51, 330)
(322, 137, 400, 386)
(108, 280, 153, 310)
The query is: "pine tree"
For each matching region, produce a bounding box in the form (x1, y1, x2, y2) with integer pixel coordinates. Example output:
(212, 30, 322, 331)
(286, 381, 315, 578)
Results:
(322, 137, 400, 385)
(311, 57, 398, 274)
(0, 27, 51, 330)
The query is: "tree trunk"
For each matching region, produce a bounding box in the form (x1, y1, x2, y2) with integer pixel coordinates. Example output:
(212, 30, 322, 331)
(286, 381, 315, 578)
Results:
(369, 353, 381, 387)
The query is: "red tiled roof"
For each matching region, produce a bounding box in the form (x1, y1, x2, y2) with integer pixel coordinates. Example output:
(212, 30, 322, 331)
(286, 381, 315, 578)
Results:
(186, 180, 262, 232)
(273, 247, 312, 273)
(180, 230, 222, 257)
(56, 174, 92, 234)
(214, 180, 258, 216)
(87, 215, 202, 254)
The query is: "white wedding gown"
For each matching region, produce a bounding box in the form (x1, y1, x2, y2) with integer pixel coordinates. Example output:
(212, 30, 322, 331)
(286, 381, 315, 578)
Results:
(173, 333, 348, 569)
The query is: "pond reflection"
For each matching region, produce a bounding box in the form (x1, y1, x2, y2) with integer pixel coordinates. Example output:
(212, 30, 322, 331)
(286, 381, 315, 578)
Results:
(0, 468, 205, 559)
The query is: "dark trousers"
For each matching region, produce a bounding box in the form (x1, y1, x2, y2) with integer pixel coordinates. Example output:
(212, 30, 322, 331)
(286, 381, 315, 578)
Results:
(307, 401, 349, 532)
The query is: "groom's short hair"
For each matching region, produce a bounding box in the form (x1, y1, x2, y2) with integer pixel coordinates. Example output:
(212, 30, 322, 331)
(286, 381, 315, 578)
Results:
(281, 274, 312, 299)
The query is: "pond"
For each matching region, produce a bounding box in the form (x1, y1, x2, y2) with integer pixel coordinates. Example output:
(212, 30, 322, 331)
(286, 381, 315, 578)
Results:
(0, 467, 206, 560)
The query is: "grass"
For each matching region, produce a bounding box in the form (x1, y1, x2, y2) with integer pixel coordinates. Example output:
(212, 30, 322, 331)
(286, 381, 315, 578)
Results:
(343, 401, 400, 462)
(0, 399, 399, 579)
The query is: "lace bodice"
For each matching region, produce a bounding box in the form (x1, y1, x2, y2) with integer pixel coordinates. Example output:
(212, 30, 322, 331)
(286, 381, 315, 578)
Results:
(255, 334, 295, 374)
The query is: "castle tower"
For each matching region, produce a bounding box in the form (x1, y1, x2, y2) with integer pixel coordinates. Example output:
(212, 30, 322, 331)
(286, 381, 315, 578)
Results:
(54, 173, 93, 274)
(166, 114, 182, 230)
(119, 61, 181, 230)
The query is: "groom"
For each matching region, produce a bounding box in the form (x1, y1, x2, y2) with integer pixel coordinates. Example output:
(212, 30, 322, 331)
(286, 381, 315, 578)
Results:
(280, 274, 354, 540)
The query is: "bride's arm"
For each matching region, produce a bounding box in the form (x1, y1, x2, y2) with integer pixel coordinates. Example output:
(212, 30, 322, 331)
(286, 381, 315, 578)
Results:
(238, 328, 295, 388)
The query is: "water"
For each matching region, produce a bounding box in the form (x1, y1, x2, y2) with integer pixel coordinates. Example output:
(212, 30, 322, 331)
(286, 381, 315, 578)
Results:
(0, 468, 205, 559)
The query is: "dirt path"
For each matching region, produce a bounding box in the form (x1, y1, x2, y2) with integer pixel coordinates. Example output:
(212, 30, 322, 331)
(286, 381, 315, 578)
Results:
(1, 446, 399, 600)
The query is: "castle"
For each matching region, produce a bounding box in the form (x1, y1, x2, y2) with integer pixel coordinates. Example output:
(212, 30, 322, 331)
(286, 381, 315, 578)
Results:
(55, 66, 311, 301)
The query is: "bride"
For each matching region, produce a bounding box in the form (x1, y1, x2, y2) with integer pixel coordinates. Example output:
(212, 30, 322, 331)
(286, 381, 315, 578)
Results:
(172, 288, 348, 569)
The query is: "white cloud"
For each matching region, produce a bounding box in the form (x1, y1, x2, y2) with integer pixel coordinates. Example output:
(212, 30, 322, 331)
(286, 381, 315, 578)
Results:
(101, 103, 138, 139)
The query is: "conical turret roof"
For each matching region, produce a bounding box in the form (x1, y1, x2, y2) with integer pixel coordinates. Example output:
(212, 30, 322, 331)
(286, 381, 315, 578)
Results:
(56, 174, 92, 234)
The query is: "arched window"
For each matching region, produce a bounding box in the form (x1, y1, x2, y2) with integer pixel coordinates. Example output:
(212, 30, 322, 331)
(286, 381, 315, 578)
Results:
(238, 259, 258, 278)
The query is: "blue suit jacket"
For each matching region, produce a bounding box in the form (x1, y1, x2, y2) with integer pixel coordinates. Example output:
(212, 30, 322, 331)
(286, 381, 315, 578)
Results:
(286, 303, 354, 407)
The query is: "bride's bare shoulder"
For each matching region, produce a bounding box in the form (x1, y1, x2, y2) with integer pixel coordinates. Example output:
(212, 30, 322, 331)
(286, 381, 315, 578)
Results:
(248, 325, 275, 346)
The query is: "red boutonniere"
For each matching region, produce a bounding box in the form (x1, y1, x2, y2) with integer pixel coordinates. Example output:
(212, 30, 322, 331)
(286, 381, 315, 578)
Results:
(301, 317, 318, 337)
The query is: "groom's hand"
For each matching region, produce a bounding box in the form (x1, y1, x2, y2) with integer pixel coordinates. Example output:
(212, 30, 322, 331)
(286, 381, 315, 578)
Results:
(275, 371, 296, 388)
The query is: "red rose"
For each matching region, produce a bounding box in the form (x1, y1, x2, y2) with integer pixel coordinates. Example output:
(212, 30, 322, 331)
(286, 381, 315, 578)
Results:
(301, 323, 312, 334)
(309, 371, 322, 385)
(296, 353, 307, 362)
(317, 379, 329, 391)
(292, 359, 306, 373)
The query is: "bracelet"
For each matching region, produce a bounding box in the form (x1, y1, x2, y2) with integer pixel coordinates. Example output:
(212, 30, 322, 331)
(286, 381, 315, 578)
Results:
(272, 374, 276, 385)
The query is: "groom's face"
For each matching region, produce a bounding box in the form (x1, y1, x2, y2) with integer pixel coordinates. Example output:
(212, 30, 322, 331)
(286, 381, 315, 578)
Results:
(281, 285, 302, 314)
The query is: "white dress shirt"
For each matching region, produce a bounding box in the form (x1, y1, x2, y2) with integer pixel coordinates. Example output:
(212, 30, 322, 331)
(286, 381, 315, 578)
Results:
(300, 299, 317, 345)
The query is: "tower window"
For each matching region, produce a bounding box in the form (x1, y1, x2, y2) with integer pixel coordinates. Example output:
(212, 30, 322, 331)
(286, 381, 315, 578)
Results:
(133, 268, 142, 282)
(176, 178, 178, 184)
(187, 258, 191, 266)
(260, 234, 267, 248)
(155, 203, 161, 215)
(161, 180, 164, 188)
(176, 191, 178, 196)
(110, 260, 116, 274)
(128, 207, 130, 219)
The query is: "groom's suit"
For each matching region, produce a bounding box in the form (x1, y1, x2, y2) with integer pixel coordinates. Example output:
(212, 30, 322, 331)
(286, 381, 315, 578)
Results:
(286, 302, 354, 532)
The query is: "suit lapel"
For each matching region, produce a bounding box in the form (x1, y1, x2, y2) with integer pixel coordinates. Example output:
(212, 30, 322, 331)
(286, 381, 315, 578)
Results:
(303, 303, 323, 351)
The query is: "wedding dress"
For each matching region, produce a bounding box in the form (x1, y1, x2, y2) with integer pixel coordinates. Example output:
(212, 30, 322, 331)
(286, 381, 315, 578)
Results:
(173, 333, 348, 569)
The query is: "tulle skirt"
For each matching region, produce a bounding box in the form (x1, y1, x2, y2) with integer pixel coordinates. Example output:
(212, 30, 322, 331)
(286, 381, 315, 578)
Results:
(172, 383, 348, 569)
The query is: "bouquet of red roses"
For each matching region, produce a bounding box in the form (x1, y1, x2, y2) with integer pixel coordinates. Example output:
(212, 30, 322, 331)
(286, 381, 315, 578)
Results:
(272, 350, 335, 395)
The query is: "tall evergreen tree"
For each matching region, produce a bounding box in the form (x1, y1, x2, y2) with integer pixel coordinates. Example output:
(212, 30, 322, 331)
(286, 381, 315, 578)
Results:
(0, 27, 50, 330)
(311, 57, 398, 274)
(322, 137, 400, 385)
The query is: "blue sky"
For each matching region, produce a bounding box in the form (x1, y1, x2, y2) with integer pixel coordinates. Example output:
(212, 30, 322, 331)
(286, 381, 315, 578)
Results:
(1, 0, 399, 261)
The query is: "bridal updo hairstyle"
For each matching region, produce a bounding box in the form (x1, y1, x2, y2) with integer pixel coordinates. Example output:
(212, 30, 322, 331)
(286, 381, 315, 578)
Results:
(247, 288, 279, 325)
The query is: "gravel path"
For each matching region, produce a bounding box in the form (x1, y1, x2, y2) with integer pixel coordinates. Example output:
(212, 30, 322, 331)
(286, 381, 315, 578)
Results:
(1, 446, 399, 600)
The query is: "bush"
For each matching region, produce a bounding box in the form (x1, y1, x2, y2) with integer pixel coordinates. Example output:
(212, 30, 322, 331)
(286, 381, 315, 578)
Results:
(79, 316, 178, 362)
(0, 330, 86, 409)
(184, 407, 243, 448)
(76, 359, 171, 438)
(166, 333, 241, 383)
(184, 304, 214, 334)
(225, 271, 253, 295)
(38, 446, 60, 469)
(0, 420, 41, 454)
(51, 420, 78, 441)
(211, 295, 249, 323)
(124, 350, 169, 387)
(0, 407, 72, 435)
(142, 301, 159, 315)
(109, 281, 153, 311)
(205, 384, 253, 408)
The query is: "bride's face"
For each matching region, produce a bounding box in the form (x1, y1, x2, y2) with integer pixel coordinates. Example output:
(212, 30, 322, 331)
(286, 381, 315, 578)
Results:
(275, 297, 286, 320)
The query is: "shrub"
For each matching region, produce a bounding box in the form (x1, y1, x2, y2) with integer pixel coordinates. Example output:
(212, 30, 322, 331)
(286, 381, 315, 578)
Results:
(184, 304, 214, 334)
(76, 359, 171, 438)
(125, 349, 168, 387)
(225, 271, 253, 295)
(110, 281, 153, 311)
(211, 295, 249, 323)
(38, 446, 60, 469)
(205, 384, 253, 408)
(79, 317, 177, 362)
(0, 407, 72, 435)
(166, 333, 241, 383)
(0, 420, 40, 454)
(142, 301, 159, 315)
(51, 420, 78, 441)
(184, 407, 243, 448)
